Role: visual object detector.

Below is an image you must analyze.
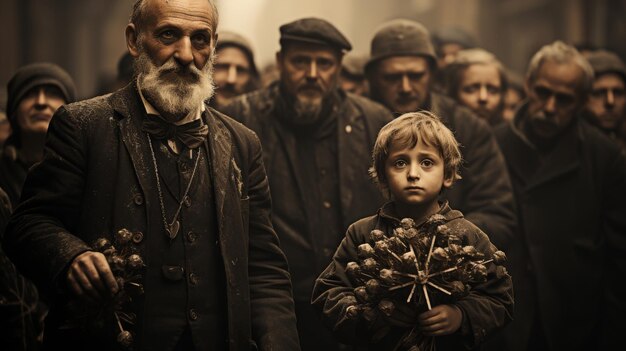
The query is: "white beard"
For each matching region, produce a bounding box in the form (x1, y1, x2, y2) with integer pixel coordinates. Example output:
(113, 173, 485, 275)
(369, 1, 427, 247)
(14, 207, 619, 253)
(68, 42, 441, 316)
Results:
(135, 49, 215, 119)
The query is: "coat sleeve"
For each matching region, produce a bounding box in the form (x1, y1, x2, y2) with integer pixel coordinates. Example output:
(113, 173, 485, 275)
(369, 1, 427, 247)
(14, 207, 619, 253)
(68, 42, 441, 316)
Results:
(245, 131, 301, 350)
(453, 110, 517, 251)
(2, 106, 91, 296)
(311, 221, 384, 347)
(451, 220, 514, 348)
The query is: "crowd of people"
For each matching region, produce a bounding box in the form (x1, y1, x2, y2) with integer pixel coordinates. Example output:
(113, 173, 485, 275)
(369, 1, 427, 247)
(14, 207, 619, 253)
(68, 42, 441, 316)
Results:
(1, 0, 625, 350)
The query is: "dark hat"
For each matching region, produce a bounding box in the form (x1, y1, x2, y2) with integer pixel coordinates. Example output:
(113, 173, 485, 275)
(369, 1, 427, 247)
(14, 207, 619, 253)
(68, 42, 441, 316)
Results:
(342, 54, 369, 77)
(365, 19, 437, 73)
(279, 17, 352, 53)
(431, 27, 477, 50)
(216, 31, 258, 75)
(586, 50, 626, 82)
(6, 62, 76, 120)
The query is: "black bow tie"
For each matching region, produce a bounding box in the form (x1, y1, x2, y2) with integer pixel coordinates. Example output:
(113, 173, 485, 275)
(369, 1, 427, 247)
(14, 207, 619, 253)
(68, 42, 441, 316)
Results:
(143, 115, 208, 149)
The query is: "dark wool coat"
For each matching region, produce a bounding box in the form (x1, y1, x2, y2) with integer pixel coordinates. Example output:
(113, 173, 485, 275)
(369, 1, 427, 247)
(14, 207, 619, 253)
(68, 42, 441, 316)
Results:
(2, 83, 300, 351)
(223, 83, 393, 302)
(0, 146, 29, 207)
(311, 202, 514, 351)
(493, 103, 626, 350)
(429, 93, 517, 252)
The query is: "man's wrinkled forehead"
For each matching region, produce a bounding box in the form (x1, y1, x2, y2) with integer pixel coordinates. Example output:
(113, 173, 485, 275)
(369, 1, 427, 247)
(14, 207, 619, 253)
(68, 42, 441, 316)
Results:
(137, 0, 217, 33)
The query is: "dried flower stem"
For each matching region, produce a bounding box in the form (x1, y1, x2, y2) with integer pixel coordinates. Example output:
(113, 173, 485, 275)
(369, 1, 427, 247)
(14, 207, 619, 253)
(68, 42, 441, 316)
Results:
(425, 235, 436, 270)
(423, 285, 432, 310)
(427, 281, 451, 295)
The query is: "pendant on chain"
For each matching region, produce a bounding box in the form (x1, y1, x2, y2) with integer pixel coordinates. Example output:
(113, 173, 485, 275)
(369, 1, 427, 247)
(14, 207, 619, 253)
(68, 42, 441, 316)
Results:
(167, 220, 180, 239)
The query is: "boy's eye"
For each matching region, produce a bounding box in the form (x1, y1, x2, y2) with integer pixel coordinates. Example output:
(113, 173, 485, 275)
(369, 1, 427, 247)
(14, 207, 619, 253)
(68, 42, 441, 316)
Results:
(421, 159, 434, 168)
(394, 160, 407, 168)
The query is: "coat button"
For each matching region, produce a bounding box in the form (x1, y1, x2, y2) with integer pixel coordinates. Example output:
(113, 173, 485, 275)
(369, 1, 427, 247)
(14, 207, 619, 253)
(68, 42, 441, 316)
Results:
(133, 194, 144, 205)
(189, 273, 198, 286)
(186, 231, 197, 243)
(132, 231, 144, 244)
(345, 125, 352, 134)
(189, 309, 198, 320)
(323, 201, 331, 209)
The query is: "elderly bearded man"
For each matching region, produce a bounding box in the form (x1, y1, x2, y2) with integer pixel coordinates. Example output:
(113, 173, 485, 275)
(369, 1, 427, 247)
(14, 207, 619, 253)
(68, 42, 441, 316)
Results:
(224, 17, 393, 351)
(2, 0, 300, 350)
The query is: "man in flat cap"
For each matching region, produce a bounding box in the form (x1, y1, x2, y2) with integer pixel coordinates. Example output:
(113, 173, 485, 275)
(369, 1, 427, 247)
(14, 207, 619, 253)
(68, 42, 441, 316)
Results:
(0, 62, 76, 207)
(3, 0, 300, 349)
(210, 31, 260, 111)
(584, 50, 626, 155)
(365, 19, 516, 253)
(224, 17, 393, 351)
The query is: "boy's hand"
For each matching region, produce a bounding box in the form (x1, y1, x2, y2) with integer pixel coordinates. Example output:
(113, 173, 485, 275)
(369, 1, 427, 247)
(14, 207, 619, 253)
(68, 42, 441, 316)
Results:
(67, 251, 119, 302)
(418, 304, 463, 336)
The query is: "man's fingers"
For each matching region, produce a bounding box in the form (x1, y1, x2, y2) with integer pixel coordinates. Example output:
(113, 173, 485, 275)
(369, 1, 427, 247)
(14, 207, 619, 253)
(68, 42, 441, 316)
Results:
(67, 271, 85, 297)
(94, 256, 119, 295)
(78, 258, 105, 293)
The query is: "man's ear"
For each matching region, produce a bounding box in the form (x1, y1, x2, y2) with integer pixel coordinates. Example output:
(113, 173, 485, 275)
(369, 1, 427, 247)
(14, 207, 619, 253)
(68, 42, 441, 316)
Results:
(126, 23, 140, 58)
(443, 176, 454, 189)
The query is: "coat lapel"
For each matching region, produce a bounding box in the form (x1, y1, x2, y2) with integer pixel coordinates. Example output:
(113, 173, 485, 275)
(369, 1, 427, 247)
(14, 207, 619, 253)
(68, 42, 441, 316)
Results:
(112, 84, 154, 208)
(203, 108, 233, 231)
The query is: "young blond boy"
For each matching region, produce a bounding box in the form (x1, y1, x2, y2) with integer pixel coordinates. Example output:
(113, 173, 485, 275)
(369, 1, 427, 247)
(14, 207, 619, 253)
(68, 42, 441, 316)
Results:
(312, 111, 513, 350)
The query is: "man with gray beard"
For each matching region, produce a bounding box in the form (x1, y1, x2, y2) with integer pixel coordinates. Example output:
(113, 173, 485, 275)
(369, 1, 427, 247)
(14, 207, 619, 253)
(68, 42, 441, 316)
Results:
(2, 0, 300, 350)
(223, 17, 393, 351)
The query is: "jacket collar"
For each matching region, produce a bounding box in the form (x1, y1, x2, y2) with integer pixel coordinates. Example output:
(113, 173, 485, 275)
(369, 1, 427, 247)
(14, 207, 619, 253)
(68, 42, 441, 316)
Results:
(503, 102, 582, 190)
(378, 201, 463, 227)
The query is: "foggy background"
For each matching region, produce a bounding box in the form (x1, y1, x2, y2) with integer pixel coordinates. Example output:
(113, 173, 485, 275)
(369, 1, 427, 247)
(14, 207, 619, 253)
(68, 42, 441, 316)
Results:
(1, 0, 624, 104)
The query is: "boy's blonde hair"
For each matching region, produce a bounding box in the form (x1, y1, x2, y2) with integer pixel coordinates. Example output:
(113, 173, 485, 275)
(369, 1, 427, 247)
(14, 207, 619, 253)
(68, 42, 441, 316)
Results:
(370, 111, 462, 188)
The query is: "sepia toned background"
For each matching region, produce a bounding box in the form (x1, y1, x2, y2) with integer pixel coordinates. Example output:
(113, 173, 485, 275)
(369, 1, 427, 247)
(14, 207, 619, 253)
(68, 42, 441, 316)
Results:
(1, 0, 624, 104)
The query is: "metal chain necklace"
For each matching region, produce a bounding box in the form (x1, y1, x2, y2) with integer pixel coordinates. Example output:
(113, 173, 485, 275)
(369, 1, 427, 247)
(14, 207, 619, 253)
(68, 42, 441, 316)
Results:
(147, 134, 201, 239)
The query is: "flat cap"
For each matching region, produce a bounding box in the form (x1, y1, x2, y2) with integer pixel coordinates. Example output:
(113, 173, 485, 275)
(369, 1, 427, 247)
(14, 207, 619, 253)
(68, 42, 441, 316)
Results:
(586, 50, 626, 82)
(280, 17, 352, 52)
(366, 19, 436, 73)
(431, 27, 477, 50)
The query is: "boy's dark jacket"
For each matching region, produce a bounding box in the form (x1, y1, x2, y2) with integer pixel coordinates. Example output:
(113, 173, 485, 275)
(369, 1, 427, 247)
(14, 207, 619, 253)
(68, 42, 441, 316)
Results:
(312, 202, 514, 350)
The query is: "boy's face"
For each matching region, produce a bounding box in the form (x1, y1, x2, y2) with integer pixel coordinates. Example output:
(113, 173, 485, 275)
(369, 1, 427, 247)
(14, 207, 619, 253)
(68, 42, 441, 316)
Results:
(384, 140, 452, 211)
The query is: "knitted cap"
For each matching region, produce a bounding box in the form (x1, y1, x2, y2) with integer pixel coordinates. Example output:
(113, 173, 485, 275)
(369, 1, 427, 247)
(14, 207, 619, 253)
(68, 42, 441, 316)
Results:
(6, 62, 76, 119)
(366, 19, 436, 73)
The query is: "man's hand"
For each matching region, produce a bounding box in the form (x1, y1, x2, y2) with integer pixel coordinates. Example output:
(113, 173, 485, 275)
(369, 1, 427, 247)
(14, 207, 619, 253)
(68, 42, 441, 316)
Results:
(418, 304, 463, 336)
(67, 251, 118, 302)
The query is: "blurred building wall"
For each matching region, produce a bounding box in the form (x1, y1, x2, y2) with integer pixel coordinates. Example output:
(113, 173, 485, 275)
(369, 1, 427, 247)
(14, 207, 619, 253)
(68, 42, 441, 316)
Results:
(0, 0, 623, 103)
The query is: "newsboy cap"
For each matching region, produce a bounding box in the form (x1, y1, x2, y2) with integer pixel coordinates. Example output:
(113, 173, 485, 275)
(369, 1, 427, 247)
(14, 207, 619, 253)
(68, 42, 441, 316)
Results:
(365, 19, 437, 73)
(279, 17, 352, 53)
(586, 50, 626, 82)
(6, 62, 76, 120)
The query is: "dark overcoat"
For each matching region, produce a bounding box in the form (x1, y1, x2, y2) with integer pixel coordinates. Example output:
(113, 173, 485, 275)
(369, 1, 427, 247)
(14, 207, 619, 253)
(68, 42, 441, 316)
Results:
(2, 83, 300, 351)
(493, 103, 626, 350)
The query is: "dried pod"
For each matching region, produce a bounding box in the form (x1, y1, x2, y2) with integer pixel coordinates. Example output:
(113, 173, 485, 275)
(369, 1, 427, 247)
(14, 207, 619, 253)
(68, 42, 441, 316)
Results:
(379, 269, 395, 284)
(362, 258, 378, 273)
(419, 236, 432, 248)
(404, 228, 418, 239)
(393, 227, 406, 238)
(116, 276, 125, 290)
(437, 225, 451, 236)
(102, 246, 117, 257)
(117, 331, 133, 349)
(462, 246, 478, 257)
(345, 262, 361, 279)
(358, 243, 375, 259)
(109, 255, 126, 272)
(346, 305, 361, 319)
(492, 250, 507, 265)
(127, 254, 144, 270)
(471, 263, 488, 281)
(447, 243, 462, 256)
(401, 251, 416, 266)
(92, 238, 112, 252)
(425, 214, 446, 226)
(366, 279, 382, 296)
(116, 229, 133, 245)
(400, 218, 416, 230)
(386, 237, 406, 254)
(370, 229, 386, 242)
(374, 240, 390, 257)
(378, 299, 396, 317)
(432, 247, 450, 261)
(354, 286, 369, 303)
